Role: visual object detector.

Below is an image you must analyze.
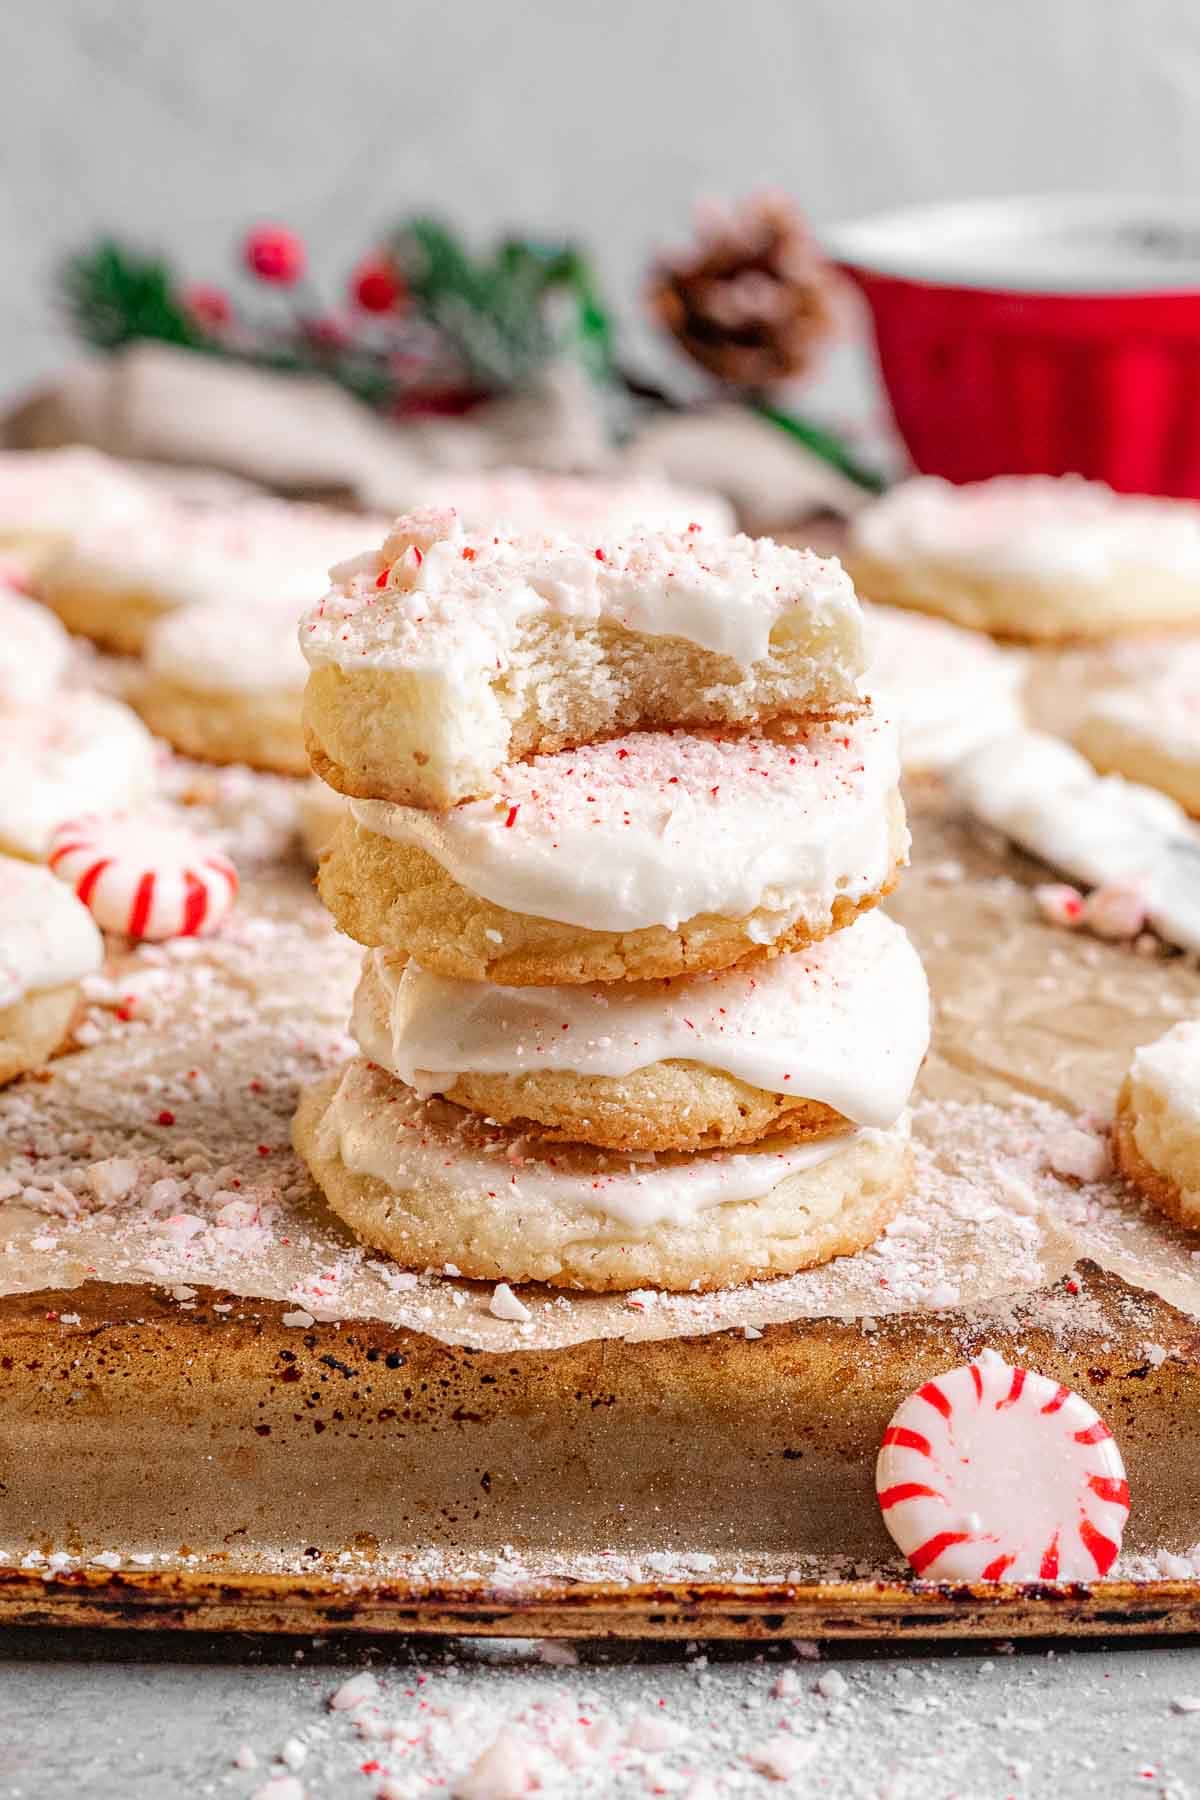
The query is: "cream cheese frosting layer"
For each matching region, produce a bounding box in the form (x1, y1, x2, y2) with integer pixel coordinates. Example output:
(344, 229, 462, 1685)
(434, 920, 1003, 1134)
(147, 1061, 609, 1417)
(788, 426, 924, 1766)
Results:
(0, 579, 71, 706)
(145, 596, 307, 695)
(0, 694, 157, 859)
(301, 506, 866, 683)
(398, 468, 735, 537)
(852, 475, 1200, 583)
(951, 729, 1200, 952)
(353, 908, 929, 1127)
(862, 603, 1026, 771)
(349, 714, 904, 933)
(0, 856, 103, 1008)
(321, 1056, 905, 1231)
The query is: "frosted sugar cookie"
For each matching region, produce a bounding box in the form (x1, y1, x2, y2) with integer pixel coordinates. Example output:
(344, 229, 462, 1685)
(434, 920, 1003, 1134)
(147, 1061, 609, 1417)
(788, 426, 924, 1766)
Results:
(0, 447, 150, 574)
(137, 598, 308, 775)
(1072, 657, 1200, 816)
(951, 729, 1200, 954)
(352, 908, 929, 1152)
(1115, 1021, 1200, 1229)
(848, 475, 1200, 640)
(301, 508, 868, 808)
(0, 573, 71, 706)
(398, 467, 735, 535)
(0, 694, 157, 860)
(862, 603, 1026, 773)
(39, 496, 381, 655)
(319, 714, 908, 984)
(0, 857, 103, 1085)
(293, 1059, 912, 1291)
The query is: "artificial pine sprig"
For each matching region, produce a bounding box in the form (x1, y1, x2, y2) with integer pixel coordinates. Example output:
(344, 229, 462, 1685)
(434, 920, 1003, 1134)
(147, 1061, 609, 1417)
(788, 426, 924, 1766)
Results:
(62, 241, 208, 352)
(60, 221, 614, 416)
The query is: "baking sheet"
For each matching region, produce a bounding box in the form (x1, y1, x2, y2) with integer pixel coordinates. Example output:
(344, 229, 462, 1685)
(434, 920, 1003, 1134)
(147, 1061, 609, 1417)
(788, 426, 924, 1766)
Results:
(3, 775, 1200, 1351)
(4, 755, 1200, 1630)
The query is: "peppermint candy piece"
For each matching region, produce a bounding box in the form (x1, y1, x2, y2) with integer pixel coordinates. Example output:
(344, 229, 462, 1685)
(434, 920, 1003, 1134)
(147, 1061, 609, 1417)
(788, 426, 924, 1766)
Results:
(877, 1348, 1130, 1583)
(48, 814, 238, 941)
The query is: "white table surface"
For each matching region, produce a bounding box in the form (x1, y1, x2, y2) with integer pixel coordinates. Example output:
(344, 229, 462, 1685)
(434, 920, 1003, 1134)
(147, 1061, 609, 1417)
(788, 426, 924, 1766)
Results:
(3, 1627, 1198, 1797)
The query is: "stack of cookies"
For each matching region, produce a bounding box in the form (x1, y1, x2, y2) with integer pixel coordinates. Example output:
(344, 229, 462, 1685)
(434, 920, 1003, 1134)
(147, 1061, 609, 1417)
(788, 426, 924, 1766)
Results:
(293, 508, 929, 1292)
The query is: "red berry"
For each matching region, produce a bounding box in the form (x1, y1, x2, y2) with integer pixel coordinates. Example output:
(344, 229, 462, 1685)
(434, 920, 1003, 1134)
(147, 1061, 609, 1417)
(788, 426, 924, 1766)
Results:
(184, 283, 232, 330)
(351, 256, 405, 314)
(243, 225, 306, 285)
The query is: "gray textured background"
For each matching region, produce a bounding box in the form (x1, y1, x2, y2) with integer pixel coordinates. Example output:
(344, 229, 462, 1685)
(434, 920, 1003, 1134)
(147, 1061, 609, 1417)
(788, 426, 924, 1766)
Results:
(4, 0, 1200, 400)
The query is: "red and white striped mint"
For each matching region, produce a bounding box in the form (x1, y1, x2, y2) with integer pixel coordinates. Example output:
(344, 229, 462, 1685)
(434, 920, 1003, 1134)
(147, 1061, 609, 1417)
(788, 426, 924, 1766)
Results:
(47, 814, 238, 941)
(876, 1347, 1130, 1583)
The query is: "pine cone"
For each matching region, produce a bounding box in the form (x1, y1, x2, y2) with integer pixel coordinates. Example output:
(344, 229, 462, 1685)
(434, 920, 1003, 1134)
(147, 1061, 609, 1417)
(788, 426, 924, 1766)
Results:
(648, 192, 837, 390)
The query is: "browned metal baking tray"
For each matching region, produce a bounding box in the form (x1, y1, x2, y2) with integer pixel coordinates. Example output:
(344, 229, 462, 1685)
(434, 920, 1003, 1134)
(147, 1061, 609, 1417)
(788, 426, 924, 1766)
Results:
(3, 1568, 1199, 1640)
(2, 1264, 1198, 1638)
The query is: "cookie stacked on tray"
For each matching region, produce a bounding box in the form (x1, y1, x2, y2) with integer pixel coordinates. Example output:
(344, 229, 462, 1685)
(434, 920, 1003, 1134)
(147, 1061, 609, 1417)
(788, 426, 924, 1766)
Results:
(293, 508, 929, 1292)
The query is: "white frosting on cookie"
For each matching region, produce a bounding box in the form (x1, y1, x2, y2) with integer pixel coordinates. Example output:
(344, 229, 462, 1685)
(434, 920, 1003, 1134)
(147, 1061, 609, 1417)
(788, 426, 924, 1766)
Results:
(398, 467, 735, 536)
(1130, 1020, 1200, 1125)
(0, 694, 157, 859)
(301, 507, 866, 684)
(0, 856, 102, 1008)
(145, 596, 306, 695)
(1078, 664, 1200, 762)
(350, 714, 904, 934)
(0, 447, 149, 538)
(862, 603, 1026, 771)
(321, 1055, 906, 1230)
(353, 908, 929, 1128)
(952, 729, 1200, 951)
(0, 579, 71, 706)
(853, 475, 1200, 582)
(60, 498, 382, 615)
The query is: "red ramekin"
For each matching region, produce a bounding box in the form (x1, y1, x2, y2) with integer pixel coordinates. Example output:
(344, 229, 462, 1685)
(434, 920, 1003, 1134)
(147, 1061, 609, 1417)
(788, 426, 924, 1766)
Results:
(824, 195, 1200, 498)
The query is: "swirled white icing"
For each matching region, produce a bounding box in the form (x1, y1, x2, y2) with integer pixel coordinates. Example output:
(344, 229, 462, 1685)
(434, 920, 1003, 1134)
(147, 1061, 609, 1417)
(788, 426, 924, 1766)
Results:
(300, 506, 865, 685)
(398, 467, 735, 536)
(350, 714, 904, 934)
(0, 694, 157, 860)
(353, 908, 929, 1127)
(852, 475, 1200, 583)
(321, 1055, 908, 1230)
(862, 603, 1026, 771)
(0, 856, 102, 1008)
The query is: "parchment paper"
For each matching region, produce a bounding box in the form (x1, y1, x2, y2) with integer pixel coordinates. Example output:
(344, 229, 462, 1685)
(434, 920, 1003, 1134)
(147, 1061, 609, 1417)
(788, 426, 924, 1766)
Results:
(3, 764, 1200, 1352)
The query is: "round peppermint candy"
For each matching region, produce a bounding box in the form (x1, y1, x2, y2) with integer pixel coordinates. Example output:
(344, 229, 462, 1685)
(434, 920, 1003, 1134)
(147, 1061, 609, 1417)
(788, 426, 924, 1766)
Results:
(876, 1348, 1130, 1583)
(48, 814, 238, 941)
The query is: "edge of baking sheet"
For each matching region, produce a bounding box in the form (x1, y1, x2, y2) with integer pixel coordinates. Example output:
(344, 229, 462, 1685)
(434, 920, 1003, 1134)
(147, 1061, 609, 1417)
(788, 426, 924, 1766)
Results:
(1, 1567, 1198, 1639)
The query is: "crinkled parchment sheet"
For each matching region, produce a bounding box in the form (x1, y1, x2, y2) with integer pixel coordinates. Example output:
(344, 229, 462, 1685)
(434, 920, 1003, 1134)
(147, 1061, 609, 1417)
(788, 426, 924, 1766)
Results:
(3, 768, 1200, 1354)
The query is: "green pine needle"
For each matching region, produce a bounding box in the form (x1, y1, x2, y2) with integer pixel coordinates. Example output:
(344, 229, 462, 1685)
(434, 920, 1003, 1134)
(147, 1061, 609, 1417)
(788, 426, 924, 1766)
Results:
(61, 239, 206, 352)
